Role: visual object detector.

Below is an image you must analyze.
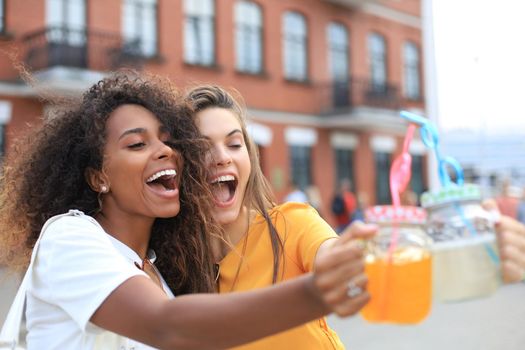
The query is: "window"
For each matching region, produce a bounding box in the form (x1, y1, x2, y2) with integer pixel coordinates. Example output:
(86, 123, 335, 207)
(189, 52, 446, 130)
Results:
(327, 22, 349, 81)
(327, 22, 349, 107)
(0, 124, 4, 159)
(0, 101, 9, 161)
(0, 0, 5, 33)
(289, 145, 312, 190)
(46, 0, 87, 68)
(403, 41, 421, 100)
(283, 11, 307, 81)
(235, 1, 262, 74)
(184, 0, 215, 66)
(122, 0, 158, 57)
(410, 154, 425, 198)
(46, 0, 86, 45)
(375, 151, 391, 204)
(335, 148, 354, 186)
(368, 33, 387, 93)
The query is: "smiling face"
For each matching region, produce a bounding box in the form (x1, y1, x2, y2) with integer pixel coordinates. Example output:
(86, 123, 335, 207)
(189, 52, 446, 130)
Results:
(196, 107, 251, 226)
(97, 104, 183, 220)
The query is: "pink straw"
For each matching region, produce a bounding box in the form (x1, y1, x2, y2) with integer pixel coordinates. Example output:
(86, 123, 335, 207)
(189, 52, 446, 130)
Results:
(388, 123, 416, 257)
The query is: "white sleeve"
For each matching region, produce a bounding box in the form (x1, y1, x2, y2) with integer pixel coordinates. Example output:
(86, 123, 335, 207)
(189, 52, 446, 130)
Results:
(31, 215, 146, 331)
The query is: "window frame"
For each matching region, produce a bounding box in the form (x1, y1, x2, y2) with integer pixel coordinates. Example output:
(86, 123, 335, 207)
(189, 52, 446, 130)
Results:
(374, 151, 391, 205)
(368, 32, 387, 93)
(403, 41, 421, 100)
(282, 11, 308, 82)
(327, 21, 349, 82)
(334, 148, 355, 189)
(184, 0, 216, 67)
(0, 0, 6, 34)
(410, 154, 425, 197)
(122, 0, 159, 58)
(235, 0, 264, 75)
(46, 0, 87, 45)
(289, 144, 312, 190)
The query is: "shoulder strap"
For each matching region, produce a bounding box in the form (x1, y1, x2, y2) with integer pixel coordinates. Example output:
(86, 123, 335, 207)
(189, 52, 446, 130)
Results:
(0, 210, 86, 348)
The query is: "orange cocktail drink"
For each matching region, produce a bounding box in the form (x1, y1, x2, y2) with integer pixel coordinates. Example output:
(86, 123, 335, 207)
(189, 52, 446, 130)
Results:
(362, 205, 432, 324)
(361, 247, 432, 324)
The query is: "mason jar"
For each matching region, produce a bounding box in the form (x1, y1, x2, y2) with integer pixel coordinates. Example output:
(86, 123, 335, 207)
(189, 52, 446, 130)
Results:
(421, 184, 500, 302)
(361, 205, 432, 324)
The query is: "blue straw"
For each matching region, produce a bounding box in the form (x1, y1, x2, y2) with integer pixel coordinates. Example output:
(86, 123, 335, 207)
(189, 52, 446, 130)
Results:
(400, 111, 464, 187)
(400, 110, 498, 265)
(453, 202, 500, 264)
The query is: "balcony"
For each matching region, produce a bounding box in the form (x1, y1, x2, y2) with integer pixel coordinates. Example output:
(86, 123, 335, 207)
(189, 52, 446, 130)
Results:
(20, 26, 147, 92)
(315, 77, 424, 132)
(322, 0, 383, 8)
(317, 77, 408, 114)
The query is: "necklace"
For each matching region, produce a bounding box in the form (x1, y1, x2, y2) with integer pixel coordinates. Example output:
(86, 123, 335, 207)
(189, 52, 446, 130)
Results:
(135, 257, 165, 294)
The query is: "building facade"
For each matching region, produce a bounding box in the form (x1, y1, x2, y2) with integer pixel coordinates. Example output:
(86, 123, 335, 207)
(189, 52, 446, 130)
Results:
(0, 0, 427, 226)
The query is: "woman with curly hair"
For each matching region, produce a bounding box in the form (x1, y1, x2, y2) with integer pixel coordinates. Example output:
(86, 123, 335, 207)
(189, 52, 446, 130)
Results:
(0, 72, 367, 349)
(185, 85, 375, 350)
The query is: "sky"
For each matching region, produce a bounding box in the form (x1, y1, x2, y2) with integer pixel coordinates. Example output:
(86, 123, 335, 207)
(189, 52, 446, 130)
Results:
(431, 0, 525, 134)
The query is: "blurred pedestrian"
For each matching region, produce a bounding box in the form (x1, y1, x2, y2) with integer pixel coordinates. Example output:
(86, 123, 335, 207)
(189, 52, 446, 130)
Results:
(516, 187, 525, 224)
(283, 180, 308, 203)
(351, 191, 370, 222)
(401, 188, 419, 206)
(331, 178, 357, 233)
(305, 185, 323, 216)
(495, 178, 520, 219)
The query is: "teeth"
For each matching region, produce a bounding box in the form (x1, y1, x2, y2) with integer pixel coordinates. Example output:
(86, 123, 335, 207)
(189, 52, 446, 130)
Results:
(147, 169, 177, 183)
(211, 175, 235, 184)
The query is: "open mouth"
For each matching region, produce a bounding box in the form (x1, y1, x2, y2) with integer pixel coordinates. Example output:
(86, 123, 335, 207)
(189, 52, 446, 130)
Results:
(146, 169, 177, 192)
(210, 175, 238, 204)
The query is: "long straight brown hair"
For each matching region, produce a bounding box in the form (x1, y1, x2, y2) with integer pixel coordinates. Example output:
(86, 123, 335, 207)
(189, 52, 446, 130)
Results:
(186, 85, 285, 284)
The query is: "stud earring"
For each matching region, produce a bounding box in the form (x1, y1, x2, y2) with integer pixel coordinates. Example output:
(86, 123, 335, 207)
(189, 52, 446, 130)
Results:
(101, 185, 108, 193)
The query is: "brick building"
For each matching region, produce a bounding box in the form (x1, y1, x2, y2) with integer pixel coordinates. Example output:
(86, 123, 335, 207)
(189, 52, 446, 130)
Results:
(0, 0, 427, 226)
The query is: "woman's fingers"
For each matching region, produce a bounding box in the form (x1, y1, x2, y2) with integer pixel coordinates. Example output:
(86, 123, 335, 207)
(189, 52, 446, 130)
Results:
(315, 240, 363, 274)
(339, 221, 378, 241)
(498, 234, 525, 282)
(313, 237, 371, 316)
(331, 274, 370, 317)
(313, 221, 376, 316)
(483, 200, 525, 283)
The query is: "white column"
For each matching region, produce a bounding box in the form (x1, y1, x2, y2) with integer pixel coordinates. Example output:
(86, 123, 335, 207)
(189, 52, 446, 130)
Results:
(422, 0, 439, 190)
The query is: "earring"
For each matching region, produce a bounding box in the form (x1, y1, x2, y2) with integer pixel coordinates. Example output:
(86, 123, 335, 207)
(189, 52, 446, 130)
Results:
(100, 185, 108, 193)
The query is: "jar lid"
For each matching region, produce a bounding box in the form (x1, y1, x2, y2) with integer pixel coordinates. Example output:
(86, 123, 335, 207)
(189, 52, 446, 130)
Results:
(365, 205, 427, 224)
(421, 184, 482, 208)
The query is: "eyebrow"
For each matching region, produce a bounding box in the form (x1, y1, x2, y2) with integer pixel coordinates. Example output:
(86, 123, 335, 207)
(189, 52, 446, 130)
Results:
(202, 129, 242, 140)
(118, 126, 170, 140)
(227, 129, 242, 137)
(119, 127, 146, 140)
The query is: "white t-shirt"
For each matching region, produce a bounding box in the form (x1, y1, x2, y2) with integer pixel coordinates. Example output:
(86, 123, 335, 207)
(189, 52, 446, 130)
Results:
(26, 210, 174, 350)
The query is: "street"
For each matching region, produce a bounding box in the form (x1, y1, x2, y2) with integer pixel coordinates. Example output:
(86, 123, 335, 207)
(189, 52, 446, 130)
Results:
(328, 283, 525, 350)
(2, 270, 524, 349)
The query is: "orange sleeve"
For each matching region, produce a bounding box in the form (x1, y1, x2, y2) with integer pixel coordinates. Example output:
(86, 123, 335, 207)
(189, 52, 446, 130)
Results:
(275, 202, 338, 273)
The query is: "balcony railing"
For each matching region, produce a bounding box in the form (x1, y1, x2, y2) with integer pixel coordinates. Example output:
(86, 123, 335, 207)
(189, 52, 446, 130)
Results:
(317, 77, 422, 114)
(21, 26, 146, 72)
(322, 0, 383, 8)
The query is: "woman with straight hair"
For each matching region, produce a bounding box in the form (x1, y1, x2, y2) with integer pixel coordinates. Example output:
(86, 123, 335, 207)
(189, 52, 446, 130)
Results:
(186, 85, 376, 350)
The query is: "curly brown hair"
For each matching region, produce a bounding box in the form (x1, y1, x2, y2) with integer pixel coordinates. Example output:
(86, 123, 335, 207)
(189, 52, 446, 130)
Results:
(0, 72, 219, 294)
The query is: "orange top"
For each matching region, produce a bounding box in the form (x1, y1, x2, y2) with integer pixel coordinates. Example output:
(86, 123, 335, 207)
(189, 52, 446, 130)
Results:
(219, 202, 344, 350)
